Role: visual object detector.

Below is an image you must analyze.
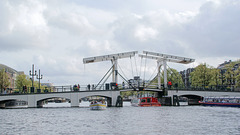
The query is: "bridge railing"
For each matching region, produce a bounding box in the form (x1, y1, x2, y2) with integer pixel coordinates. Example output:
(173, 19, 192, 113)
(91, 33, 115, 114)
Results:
(1, 84, 240, 95)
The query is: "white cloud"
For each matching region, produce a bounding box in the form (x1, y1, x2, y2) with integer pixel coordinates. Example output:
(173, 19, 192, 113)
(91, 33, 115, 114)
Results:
(0, 0, 239, 85)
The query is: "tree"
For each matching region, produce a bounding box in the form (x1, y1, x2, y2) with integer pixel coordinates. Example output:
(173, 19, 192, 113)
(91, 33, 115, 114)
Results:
(164, 68, 184, 88)
(235, 66, 240, 88)
(151, 68, 184, 88)
(209, 67, 221, 87)
(190, 63, 211, 88)
(15, 74, 32, 92)
(0, 69, 10, 93)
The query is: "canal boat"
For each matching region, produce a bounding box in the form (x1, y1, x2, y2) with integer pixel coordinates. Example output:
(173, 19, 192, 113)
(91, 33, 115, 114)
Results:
(199, 97, 240, 107)
(131, 97, 161, 107)
(178, 97, 188, 106)
(89, 101, 107, 110)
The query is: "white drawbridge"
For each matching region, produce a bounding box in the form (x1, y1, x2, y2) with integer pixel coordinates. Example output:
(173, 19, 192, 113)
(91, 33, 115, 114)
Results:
(139, 51, 195, 91)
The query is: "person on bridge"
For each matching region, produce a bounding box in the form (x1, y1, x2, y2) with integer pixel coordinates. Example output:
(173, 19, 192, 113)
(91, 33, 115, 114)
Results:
(168, 81, 172, 89)
(87, 84, 90, 91)
(122, 82, 125, 89)
(78, 84, 80, 91)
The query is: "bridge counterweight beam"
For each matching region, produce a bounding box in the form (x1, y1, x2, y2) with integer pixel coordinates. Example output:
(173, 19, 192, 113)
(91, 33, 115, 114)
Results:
(111, 59, 118, 84)
(163, 59, 167, 90)
(157, 61, 162, 90)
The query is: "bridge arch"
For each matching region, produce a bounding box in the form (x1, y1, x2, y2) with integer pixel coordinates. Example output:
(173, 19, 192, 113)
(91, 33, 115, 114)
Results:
(0, 96, 28, 108)
(179, 94, 203, 105)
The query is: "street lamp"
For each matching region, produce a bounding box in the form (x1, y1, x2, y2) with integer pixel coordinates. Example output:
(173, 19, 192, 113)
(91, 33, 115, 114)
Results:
(36, 69, 43, 93)
(29, 64, 37, 93)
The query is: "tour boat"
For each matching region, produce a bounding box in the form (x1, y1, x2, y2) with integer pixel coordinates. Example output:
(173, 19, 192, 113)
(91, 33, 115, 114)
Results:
(89, 101, 107, 110)
(178, 97, 189, 106)
(131, 97, 161, 107)
(199, 97, 240, 107)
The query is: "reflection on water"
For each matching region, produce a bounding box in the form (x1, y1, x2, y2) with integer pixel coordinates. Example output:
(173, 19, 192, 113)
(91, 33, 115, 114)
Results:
(43, 101, 132, 108)
(0, 102, 239, 135)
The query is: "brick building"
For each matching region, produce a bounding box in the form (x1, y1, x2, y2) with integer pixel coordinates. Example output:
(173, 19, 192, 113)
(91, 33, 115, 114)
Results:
(0, 64, 24, 90)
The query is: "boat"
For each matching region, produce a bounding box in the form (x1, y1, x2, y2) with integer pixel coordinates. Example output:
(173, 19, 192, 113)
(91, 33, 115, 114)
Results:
(199, 97, 240, 107)
(89, 101, 107, 110)
(178, 97, 188, 106)
(131, 97, 161, 107)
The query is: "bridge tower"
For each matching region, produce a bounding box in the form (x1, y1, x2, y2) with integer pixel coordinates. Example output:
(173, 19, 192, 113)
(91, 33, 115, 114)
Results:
(83, 51, 138, 86)
(139, 51, 195, 95)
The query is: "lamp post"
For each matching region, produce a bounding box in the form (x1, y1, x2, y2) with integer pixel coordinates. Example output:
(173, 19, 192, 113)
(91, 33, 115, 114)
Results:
(36, 69, 43, 93)
(29, 64, 37, 93)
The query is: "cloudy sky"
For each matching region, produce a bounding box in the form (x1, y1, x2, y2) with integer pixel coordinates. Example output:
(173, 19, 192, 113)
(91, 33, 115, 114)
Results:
(1, 0, 240, 86)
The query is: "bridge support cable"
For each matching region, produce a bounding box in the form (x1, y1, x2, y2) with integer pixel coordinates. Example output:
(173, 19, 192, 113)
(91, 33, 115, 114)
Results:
(118, 64, 130, 83)
(94, 65, 114, 90)
(134, 55, 139, 76)
(166, 64, 183, 89)
(144, 65, 158, 88)
(143, 52, 148, 83)
(117, 72, 136, 90)
(130, 56, 134, 79)
(145, 66, 164, 89)
(139, 55, 143, 78)
(139, 51, 195, 95)
(99, 70, 113, 90)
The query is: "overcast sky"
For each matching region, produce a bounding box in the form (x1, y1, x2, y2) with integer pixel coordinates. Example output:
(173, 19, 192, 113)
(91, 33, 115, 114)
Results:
(1, 0, 240, 86)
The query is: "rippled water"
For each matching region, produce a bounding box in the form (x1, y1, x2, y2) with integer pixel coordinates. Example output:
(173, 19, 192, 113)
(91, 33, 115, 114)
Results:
(0, 102, 239, 135)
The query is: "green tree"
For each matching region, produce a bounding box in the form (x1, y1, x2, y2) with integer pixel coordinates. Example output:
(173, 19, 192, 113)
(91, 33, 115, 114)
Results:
(209, 67, 221, 86)
(151, 68, 184, 88)
(0, 69, 10, 93)
(164, 68, 184, 88)
(235, 66, 240, 88)
(190, 63, 211, 88)
(15, 74, 31, 92)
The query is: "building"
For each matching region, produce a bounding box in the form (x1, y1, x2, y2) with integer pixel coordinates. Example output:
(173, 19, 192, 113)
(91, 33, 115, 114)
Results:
(0, 64, 24, 90)
(179, 68, 194, 88)
(217, 60, 240, 90)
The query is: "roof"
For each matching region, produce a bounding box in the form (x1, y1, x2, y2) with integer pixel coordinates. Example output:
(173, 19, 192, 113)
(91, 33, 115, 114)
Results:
(0, 64, 19, 74)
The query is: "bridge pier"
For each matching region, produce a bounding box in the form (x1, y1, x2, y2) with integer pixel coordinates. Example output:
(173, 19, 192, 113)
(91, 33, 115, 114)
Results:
(28, 95, 37, 108)
(70, 93, 79, 107)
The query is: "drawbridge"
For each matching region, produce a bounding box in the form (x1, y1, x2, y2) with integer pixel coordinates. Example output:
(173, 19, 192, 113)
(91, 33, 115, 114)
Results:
(83, 51, 195, 95)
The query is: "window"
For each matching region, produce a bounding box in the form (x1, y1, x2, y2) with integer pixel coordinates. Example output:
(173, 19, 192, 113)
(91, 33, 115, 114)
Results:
(141, 99, 146, 103)
(147, 98, 151, 103)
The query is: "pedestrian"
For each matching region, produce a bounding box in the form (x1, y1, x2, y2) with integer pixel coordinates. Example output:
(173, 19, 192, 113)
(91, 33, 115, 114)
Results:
(122, 82, 125, 89)
(168, 81, 172, 89)
(87, 84, 90, 91)
(78, 84, 80, 91)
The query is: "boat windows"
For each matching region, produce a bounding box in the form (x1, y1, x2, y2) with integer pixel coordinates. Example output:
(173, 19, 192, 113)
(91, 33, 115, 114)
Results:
(147, 98, 151, 103)
(141, 99, 146, 103)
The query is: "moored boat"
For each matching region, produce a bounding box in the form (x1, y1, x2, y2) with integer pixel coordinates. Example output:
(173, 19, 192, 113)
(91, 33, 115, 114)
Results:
(199, 97, 240, 107)
(131, 97, 161, 107)
(90, 101, 106, 110)
(178, 97, 188, 106)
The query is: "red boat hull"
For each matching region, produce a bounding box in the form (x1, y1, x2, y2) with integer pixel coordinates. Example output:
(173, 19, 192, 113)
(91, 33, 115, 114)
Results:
(132, 97, 161, 107)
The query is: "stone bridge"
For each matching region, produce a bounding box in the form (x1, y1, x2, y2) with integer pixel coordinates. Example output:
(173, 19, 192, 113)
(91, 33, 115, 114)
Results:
(0, 90, 120, 108)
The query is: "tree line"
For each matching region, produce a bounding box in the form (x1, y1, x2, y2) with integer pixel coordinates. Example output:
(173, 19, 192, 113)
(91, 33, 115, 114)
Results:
(0, 69, 46, 93)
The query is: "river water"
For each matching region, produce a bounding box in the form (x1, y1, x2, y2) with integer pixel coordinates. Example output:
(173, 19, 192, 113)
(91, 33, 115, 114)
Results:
(0, 102, 239, 135)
